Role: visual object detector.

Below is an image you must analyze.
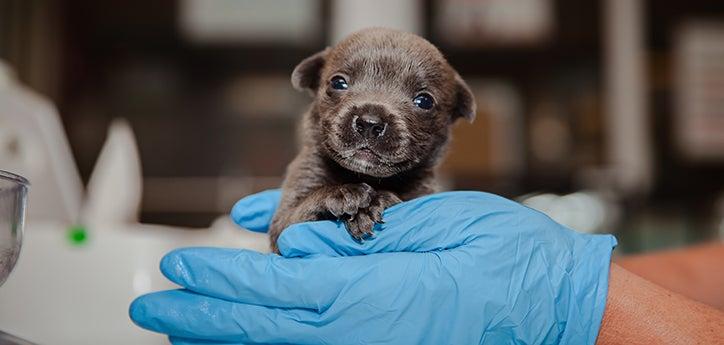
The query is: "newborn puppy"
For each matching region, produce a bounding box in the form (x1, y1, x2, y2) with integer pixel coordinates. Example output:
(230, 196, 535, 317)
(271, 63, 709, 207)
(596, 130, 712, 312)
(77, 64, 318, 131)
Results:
(269, 28, 475, 252)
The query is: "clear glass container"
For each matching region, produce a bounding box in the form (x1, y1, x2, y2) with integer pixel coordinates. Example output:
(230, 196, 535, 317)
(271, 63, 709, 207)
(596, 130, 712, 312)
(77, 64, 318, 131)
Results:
(0, 170, 29, 287)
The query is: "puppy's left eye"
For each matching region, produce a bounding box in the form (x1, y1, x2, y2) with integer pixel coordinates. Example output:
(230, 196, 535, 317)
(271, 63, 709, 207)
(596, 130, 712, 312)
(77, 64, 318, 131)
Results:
(413, 93, 434, 110)
(330, 76, 349, 90)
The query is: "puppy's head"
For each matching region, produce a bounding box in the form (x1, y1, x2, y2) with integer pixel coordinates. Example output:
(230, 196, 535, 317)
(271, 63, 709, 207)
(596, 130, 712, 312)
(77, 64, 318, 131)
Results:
(292, 28, 475, 178)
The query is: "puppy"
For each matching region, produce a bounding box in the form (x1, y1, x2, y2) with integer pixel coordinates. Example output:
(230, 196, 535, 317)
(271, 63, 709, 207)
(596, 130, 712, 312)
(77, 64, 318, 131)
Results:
(269, 28, 476, 252)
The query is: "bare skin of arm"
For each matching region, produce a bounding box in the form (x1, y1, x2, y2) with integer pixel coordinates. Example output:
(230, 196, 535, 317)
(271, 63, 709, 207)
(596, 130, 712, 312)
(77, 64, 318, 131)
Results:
(616, 242, 724, 310)
(597, 263, 724, 345)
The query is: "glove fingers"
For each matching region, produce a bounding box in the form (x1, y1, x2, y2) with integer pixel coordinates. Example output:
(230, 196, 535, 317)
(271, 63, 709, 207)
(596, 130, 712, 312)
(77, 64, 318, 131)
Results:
(130, 290, 320, 344)
(160, 247, 353, 310)
(279, 191, 504, 257)
(231, 189, 281, 233)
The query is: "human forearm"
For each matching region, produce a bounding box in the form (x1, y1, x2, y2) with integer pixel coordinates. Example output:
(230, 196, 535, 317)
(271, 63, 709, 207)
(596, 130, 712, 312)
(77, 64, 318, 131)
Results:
(616, 242, 724, 310)
(597, 263, 724, 345)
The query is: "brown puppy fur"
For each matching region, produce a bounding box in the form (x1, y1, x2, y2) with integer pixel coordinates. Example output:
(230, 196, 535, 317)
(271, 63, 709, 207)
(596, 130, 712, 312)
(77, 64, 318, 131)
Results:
(269, 28, 475, 252)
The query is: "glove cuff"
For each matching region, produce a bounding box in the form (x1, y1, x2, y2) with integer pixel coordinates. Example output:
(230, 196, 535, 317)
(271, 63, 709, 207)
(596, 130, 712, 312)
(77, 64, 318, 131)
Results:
(560, 233, 618, 345)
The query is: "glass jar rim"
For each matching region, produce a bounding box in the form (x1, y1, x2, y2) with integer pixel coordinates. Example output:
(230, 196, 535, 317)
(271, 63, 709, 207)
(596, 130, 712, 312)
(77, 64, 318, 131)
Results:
(0, 170, 30, 187)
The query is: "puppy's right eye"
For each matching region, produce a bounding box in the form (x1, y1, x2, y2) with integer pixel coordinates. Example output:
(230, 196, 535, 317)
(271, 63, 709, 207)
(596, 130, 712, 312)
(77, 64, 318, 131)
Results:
(413, 93, 435, 110)
(330, 76, 349, 90)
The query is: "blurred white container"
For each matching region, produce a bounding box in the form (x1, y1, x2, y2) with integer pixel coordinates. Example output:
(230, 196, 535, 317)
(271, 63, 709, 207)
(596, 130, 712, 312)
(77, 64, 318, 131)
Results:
(0, 219, 268, 345)
(80, 118, 143, 227)
(0, 61, 269, 344)
(0, 116, 268, 344)
(0, 60, 83, 225)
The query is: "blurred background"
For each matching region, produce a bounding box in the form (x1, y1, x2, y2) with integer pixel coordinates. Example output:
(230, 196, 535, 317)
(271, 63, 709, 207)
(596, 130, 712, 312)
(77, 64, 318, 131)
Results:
(0, 0, 723, 343)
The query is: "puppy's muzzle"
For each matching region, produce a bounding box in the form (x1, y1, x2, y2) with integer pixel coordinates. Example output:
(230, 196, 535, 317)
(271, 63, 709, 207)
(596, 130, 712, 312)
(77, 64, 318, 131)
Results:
(353, 113, 387, 140)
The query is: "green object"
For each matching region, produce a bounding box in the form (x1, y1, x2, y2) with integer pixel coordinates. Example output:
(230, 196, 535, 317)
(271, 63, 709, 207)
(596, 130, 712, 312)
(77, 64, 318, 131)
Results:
(67, 225, 88, 246)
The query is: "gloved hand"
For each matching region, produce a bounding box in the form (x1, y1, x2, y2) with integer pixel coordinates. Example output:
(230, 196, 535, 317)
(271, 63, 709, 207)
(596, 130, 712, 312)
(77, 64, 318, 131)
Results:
(130, 190, 617, 345)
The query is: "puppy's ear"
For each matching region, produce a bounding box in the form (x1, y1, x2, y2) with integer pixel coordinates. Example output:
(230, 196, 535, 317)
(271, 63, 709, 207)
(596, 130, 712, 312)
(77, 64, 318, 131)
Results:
(452, 74, 476, 123)
(291, 48, 330, 93)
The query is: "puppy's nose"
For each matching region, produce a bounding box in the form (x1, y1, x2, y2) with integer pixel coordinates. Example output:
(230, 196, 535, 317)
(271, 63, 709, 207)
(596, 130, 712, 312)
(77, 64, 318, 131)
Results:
(354, 114, 387, 139)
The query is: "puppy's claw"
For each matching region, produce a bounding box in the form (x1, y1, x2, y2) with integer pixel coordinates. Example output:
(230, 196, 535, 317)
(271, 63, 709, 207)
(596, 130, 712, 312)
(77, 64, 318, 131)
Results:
(367, 190, 399, 226)
(371, 210, 384, 224)
(344, 209, 376, 242)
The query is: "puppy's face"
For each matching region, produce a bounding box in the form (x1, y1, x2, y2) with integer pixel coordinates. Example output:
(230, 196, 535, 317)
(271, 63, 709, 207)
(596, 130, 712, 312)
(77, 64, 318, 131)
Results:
(292, 28, 475, 178)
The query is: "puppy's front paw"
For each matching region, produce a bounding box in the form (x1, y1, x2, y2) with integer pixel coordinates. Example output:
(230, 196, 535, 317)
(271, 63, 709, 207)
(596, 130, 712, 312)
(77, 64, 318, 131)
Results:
(324, 183, 373, 217)
(323, 183, 374, 241)
(324, 185, 401, 242)
(367, 190, 402, 224)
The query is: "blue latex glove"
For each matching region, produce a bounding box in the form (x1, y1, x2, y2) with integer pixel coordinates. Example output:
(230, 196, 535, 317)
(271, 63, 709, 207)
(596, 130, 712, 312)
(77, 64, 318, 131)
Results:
(229, 189, 282, 233)
(130, 191, 617, 345)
